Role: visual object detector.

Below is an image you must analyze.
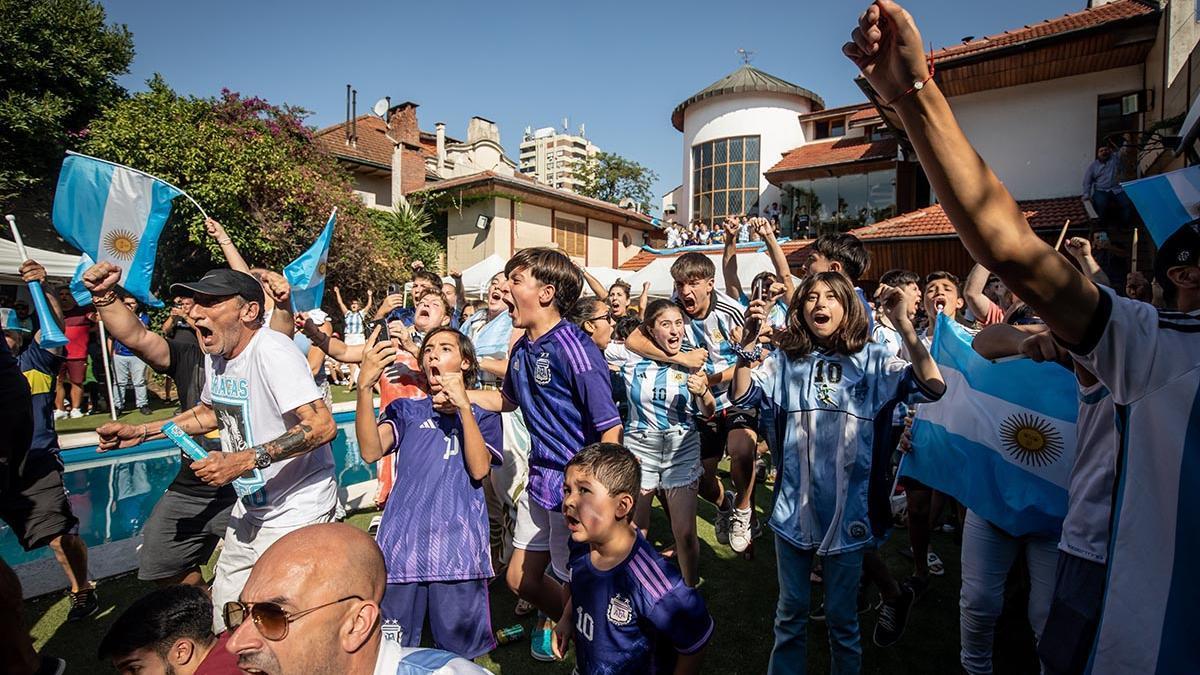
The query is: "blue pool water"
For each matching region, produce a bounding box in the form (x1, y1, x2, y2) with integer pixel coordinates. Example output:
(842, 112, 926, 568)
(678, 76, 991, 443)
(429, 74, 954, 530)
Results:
(0, 411, 375, 566)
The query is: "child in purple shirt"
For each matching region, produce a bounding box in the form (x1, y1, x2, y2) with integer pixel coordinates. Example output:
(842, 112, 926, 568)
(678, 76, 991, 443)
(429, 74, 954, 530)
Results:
(497, 247, 623, 661)
(356, 326, 502, 659)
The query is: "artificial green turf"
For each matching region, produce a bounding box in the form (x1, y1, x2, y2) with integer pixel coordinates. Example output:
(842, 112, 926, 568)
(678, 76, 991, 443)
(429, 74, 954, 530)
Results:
(24, 472, 1041, 673)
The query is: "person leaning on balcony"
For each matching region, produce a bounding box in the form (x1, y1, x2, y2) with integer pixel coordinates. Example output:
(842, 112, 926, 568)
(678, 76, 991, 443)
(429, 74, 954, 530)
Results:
(1082, 134, 1134, 232)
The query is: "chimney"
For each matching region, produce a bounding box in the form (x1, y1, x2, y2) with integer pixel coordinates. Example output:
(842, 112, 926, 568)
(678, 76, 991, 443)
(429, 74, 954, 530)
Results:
(435, 122, 446, 173)
(467, 117, 500, 144)
(345, 85, 351, 145)
(351, 89, 358, 147)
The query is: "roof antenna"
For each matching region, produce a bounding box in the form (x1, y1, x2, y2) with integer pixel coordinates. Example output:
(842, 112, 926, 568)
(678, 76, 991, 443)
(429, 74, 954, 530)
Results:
(737, 48, 755, 65)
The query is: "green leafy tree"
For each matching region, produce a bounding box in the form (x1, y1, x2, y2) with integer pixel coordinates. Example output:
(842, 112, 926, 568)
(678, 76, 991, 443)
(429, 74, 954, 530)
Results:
(80, 77, 435, 307)
(369, 202, 445, 275)
(0, 0, 134, 205)
(575, 151, 658, 213)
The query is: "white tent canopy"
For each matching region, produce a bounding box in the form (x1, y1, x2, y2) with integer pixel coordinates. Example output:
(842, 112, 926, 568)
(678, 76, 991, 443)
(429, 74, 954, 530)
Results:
(627, 250, 799, 299)
(455, 253, 507, 299)
(0, 238, 80, 284)
(581, 267, 626, 297)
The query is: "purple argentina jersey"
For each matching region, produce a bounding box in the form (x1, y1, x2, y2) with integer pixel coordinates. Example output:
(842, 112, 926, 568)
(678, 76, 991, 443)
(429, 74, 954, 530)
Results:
(502, 320, 620, 510)
(567, 533, 713, 675)
(377, 397, 502, 583)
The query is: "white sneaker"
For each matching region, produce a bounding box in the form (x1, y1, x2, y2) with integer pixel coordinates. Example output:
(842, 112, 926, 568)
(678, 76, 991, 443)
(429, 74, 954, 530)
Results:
(69, 409, 83, 419)
(53, 410, 68, 420)
(713, 489, 734, 546)
(730, 507, 754, 553)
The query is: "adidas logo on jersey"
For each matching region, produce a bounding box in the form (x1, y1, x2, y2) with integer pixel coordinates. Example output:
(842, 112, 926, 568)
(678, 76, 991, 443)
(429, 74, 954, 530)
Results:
(419, 419, 437, 430)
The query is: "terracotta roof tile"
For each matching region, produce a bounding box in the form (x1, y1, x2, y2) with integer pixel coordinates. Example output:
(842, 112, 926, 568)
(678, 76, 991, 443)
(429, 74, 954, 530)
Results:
(849, 196, 1087, 240)
(767, 137, 897, 175)
(314, 116, 445, 167)
(847, 107, 881, 125)
(798, 102, 875, 123)
(932, 0, 1156, 64)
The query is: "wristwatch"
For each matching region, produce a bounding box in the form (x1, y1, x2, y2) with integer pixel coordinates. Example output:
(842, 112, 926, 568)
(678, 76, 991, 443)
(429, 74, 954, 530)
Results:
(253, 446, 272, 470)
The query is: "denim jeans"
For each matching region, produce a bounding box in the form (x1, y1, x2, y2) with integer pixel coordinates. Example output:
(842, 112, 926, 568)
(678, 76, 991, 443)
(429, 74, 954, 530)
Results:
(769, 536, 864, 675)
(959, 510, 1057, 675)
(113, 353, 148, 409)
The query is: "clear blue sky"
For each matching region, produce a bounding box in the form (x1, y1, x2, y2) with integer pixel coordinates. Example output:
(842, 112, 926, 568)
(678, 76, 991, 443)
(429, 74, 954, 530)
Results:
(99, 0, 1082, 206)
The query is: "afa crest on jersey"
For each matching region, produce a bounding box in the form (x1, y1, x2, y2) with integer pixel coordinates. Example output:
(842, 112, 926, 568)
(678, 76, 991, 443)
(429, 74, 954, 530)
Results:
(534, 352, 552, 385)
(606, 594, 635, 626)
(669, 370, 687, 385)
(381, 618, 404, 643)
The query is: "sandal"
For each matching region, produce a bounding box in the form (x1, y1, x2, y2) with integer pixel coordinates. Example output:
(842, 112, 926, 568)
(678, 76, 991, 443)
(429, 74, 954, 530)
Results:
(926, 551, 945, 577)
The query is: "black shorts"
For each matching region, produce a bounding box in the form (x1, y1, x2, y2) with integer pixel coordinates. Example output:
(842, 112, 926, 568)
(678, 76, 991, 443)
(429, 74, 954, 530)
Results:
(1037, 552, 1106, 675)
(697, 406, 759, 461)
(0, 453, 79, 551)
(137, 489, 234, 581)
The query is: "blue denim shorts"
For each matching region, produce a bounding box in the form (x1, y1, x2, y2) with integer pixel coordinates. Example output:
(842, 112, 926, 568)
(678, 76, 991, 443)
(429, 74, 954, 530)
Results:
(624, 427, 703, 491)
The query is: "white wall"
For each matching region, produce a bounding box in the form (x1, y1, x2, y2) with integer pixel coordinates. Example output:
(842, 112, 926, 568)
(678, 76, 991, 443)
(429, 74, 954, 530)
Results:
(948, 65, 1143, 200)
(680, 92, 813, 222)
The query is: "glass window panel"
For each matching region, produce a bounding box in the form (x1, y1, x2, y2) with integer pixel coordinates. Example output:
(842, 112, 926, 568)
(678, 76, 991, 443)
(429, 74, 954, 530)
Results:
(745, 136, 760, 160)
(745, 190, 760, 214)
(867, 168, 896, 224)
(745, 163, 759, 189)
(728, 190, 743, 215)
(700, 195, 711, 220)
(811, 177, 838, 232)
(713, 191, 727, 216)
(692, 170, 701, 194)
(714, 164, 727, 190)
(729, 163, 743, 188)
(729, 137, 743, 162)
(693, 196, 700, 213)
(701, 143, 712, 167)
(837, 172, 869, 230)
(715, 139, 727, 164)
(831, 119, 845, 137)
(692, 146, 701, 168)
(702, 167, 712, 192)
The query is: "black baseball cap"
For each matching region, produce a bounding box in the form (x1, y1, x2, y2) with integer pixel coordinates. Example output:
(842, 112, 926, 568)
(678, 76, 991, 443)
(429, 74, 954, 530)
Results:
(1153, 221, 1200, 289)
(170, 269, 265, 307)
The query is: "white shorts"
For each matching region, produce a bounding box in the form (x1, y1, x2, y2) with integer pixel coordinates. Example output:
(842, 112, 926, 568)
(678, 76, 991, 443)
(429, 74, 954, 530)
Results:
(208, 507, 335, 632)
(624, 427, 703, 491)
(511, 490, 571, 581)
(344, 333, 366, 346)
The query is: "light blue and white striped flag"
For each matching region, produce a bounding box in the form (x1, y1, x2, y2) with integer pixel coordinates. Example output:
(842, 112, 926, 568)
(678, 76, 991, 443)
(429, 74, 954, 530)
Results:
(52, 152, 185, 306)
(1121, 165, 1200, 245)
(284, 208, 336, 313)
(899, 314, 1078, 537)
(68, 253, 95, 307)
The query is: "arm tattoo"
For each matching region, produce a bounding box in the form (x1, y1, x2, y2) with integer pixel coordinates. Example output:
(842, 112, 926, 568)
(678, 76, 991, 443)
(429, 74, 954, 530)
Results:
(262, 423, 315, 462)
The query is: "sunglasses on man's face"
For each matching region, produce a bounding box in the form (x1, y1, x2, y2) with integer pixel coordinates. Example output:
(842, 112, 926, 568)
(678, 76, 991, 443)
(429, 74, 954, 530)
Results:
(223, 595, 362, 641)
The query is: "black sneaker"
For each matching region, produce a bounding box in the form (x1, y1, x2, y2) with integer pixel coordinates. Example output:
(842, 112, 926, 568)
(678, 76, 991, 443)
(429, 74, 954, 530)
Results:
(139, 405, 153, 415)
(905, 575, 931, 603)
(809, 601, 827, 622)
(36, 656, 66, 675)
(67, 587, 99, 621)
(811, 588, 877, 623)
(873, 585, 914, 648)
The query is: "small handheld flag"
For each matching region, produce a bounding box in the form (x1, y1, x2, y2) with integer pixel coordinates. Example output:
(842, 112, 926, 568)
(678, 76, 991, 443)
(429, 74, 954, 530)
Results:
(51, 152, 200, 307)
(68, 253, 96, 307)
(284, 208, 336, 313)
(900, 314, 1078, 537)
(1121, 165, 1200, 245)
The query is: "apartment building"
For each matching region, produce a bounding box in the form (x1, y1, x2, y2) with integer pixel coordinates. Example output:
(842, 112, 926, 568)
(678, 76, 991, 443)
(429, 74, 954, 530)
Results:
(518, 125, 600, 192)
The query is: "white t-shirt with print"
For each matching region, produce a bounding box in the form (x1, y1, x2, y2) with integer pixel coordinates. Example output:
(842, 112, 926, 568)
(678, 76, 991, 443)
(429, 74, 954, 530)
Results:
(202, 327, 337, 527)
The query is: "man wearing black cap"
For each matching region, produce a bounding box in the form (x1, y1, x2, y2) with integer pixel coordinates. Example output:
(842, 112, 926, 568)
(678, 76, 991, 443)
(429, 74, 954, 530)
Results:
(97, 267, 338, 630)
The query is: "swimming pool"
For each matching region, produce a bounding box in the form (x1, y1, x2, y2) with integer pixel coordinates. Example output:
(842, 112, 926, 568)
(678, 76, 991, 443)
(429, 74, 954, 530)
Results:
(0, 410, 376, 568)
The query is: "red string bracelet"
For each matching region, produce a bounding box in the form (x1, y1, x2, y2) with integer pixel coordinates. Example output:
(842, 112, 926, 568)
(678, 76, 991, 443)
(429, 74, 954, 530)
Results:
(884, 43, 936, 107)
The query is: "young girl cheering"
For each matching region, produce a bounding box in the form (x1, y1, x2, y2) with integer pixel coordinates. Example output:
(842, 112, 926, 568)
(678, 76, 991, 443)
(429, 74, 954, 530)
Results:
(732, 271, 945, 675)
(355, 325, 503, 659)
(606, 299, 715, 587)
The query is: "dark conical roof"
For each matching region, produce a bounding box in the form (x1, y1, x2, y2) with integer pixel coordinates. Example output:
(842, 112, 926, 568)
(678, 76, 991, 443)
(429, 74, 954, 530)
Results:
(671, 65, 825, 131)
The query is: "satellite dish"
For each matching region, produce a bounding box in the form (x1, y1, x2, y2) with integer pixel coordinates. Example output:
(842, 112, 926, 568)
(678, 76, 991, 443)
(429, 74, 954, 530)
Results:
(372, 98, 389, 118)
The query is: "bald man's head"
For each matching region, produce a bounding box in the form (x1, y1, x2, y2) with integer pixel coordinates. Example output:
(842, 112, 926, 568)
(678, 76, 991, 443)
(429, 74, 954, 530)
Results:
(225, 523, 386, 675)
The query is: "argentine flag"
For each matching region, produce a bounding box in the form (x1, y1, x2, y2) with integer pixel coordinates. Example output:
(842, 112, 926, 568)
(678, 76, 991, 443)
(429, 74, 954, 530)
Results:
(52, 152, 183, 306)
(284, 208, 336, 313)
(68, 254, 95, 307)
(900, 314, 1078, 537)
(1121, 165, 1200, 245)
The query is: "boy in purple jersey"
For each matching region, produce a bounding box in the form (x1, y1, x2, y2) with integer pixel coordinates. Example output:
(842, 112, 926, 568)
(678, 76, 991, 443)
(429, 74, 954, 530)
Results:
(355, 326, 502, 658)
(553, 443, 712, 674)
(497, 248, 623, 661)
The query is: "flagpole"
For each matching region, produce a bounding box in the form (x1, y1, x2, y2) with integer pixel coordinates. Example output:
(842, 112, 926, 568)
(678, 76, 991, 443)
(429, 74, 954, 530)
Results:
(97, 318, 118, 421)
(64, 151, 209, 220)
(1053, 219, 1071, 250)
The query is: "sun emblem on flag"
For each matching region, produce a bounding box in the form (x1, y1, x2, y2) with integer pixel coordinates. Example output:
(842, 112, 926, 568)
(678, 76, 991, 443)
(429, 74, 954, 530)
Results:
(999, 413, 1064, 467)
(102, 229, 139, 261)
(318, 261, 328, 276)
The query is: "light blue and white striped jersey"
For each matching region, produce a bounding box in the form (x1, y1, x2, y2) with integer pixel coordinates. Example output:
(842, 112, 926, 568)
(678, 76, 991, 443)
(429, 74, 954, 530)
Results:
(673, 290, 746, 412)
(459, 309, 514, 389)
(1067, 287, 1200, 674)
(735, 344, 939, 554)
(608, 344, 702, 432)
(871, 320, 908, 426)
(343, 310, 366, 337)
